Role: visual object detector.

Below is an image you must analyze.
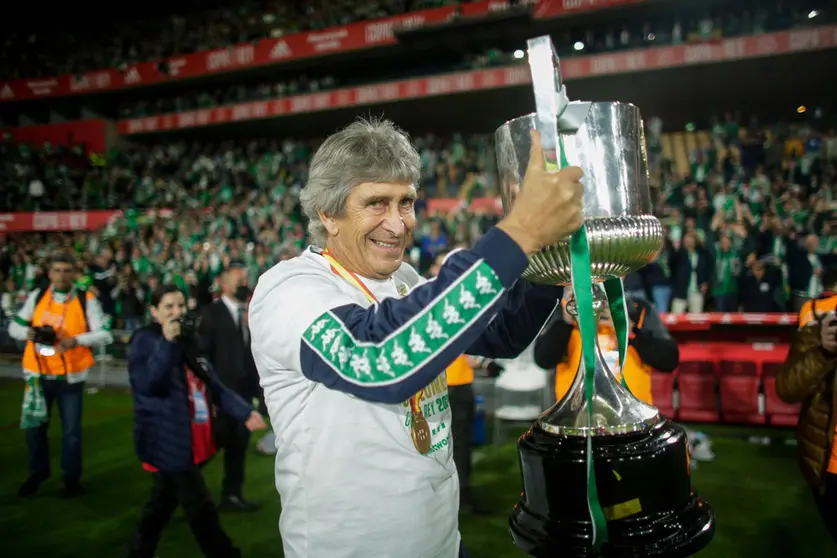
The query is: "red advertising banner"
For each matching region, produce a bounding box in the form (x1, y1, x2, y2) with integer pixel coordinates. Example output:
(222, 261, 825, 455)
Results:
(0, 211, 123, 232)
(6, 119, 109, 153)
(534, 0, 645, 18)
(0, 0, 643, 103)
(117, 25, 837, 135)
(661, 312, 797, 328)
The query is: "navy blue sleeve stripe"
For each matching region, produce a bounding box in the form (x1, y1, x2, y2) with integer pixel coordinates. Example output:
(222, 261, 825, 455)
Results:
(467, 282, 563, 360)
(471, 226, 529, 288)
(298, 228, 528, 403)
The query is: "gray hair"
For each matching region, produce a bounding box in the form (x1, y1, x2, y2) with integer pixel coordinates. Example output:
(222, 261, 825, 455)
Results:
(300, 117, 421, 246)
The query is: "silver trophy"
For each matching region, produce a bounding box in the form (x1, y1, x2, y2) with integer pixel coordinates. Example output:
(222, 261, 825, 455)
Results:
(495, 94, 662, 437)
(496, 36, 714, 557)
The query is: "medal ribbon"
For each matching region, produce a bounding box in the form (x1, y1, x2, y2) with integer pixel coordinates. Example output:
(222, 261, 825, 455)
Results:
(320, 249, 425, 416)
(548, 139, 631, 551)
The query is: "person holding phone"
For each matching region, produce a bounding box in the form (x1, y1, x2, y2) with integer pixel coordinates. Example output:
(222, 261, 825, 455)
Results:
(534, 287, 679, 406)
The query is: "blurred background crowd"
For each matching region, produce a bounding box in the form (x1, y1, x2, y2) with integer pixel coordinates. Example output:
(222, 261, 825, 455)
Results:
(1, 0, 835, 331)
(1, 1, 458, 81)
(3, 117, 836, 331)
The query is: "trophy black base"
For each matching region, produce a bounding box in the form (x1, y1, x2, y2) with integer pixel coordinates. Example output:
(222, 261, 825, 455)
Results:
(510, 419, 715, 558)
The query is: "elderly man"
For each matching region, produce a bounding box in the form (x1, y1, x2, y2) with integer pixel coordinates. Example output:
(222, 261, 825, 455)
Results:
(249, 118, 584, 558)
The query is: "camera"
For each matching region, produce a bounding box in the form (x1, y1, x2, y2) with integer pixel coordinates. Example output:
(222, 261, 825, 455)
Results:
(176, 314, 198, 340)
(32, 325, 58, 345)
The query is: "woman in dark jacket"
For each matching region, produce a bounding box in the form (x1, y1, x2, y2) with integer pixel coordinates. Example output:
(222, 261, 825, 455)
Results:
(127, 284, 266, 558)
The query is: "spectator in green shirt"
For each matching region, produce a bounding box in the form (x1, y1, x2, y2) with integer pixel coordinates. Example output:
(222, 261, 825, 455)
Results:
(713, 235, 742, 312)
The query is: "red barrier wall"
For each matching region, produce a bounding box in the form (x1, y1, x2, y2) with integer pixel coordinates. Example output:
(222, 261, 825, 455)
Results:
(6, 119, 108, 153)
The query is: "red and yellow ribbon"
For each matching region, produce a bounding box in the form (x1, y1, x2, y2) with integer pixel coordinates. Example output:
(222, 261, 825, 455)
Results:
(321, 249, 424, 409)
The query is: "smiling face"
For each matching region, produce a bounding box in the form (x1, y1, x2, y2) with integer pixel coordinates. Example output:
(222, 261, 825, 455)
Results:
(150, 291, 186, 324)
(321, 181, 417, 280)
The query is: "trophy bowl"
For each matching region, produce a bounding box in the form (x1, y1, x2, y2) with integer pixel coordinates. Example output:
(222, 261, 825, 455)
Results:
(494, 59, 714, 556)
(495, 104, 664, 286)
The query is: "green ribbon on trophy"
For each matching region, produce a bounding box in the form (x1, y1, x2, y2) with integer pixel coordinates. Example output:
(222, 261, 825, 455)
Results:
(547, 141, 633, 552)
(527, 32, 634, 552)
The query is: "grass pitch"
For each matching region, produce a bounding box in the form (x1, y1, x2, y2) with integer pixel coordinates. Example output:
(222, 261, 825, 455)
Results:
(0, 381, 831, 557)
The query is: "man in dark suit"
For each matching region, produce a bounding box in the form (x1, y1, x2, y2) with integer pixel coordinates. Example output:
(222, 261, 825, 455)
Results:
(198, 265, 262, 511)
(669, 231, 712, 314)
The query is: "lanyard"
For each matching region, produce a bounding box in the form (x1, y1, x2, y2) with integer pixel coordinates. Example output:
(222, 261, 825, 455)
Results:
(321, 250, 380, 305)
(320, 250, 425, 415)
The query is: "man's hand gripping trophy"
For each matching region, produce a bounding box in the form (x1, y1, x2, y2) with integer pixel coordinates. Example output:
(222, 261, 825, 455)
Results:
(497, 130, 584, 255)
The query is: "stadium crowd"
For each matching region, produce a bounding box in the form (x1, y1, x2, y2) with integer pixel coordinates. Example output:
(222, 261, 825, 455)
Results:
(2, 112, 837, 335)
(0, 0, 829, 118)
(117, 0, 829, 120)
(1, 0, 459, 80)
(0, 0, 836, 335)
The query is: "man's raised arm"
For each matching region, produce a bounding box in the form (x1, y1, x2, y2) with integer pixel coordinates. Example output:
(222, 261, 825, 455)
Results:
(250, 228, 531, 404)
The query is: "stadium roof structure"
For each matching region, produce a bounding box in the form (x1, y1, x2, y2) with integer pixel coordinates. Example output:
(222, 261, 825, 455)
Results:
(112, 45, 834, 141)
(1, 0, 834, 137)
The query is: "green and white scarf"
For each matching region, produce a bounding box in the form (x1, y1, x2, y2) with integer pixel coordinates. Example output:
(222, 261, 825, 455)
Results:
(21, 374, 48, 430)
(713, 250, 740, 296)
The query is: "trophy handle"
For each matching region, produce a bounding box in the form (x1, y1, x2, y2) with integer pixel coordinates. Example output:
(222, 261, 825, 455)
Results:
(526, 36, 592, 172)
(526, 36, 566, 170)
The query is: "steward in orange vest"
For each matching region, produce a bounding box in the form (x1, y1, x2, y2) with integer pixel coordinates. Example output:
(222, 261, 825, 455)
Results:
(533, 293, 679, 406)
(776, 278, 837, 543)
(7, 252, 113, 498)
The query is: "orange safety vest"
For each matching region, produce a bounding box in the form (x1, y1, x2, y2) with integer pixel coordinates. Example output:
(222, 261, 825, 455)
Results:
(22, 290, 95, 377)
(555, 326, 653, 405)
(797, 294, 837, 474)
(798, 294, 837, 328)
(446, 355, 474, 387)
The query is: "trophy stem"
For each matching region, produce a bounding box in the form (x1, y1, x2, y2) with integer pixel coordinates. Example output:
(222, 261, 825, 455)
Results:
(537, 284, 661, 436)
(565, 284, 608, 330)
(565, 284, 620, 385)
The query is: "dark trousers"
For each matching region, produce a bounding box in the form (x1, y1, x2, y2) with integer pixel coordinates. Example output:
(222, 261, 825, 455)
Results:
(714, 293, 738, 312)
(129, 467, 241, 558)
(449, 383, 475, 504)
(26, 378, 84, 482)
(792, 293, 810, 313)
(459, 540, 472, 558)
(814, 472, 837, 544)
(221, 416, 251, 498)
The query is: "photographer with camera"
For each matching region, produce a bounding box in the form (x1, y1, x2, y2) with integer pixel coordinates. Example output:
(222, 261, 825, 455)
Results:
(8, 252, 113, 498)
(127, 284, 266, 558)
